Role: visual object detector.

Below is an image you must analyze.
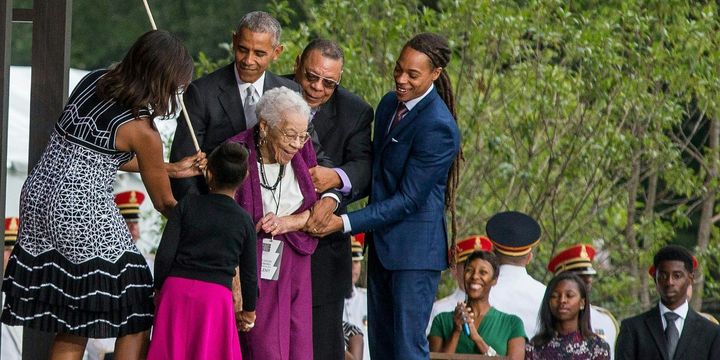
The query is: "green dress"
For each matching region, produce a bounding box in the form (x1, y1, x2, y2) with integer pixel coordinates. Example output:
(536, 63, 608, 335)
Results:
(428, 307, 526, 355)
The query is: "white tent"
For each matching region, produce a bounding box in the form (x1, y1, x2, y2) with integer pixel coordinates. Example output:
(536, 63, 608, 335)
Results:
(4, 66, 178, 253)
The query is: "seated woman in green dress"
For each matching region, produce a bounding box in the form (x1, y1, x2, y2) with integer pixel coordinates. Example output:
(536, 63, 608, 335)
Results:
(428, 250, 526, 359)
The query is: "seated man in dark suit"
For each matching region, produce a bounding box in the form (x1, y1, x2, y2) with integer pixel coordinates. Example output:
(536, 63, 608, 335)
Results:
(170, 11, 300, 199)
(287, 39, 373, 360)
(616, 245, 720, 360)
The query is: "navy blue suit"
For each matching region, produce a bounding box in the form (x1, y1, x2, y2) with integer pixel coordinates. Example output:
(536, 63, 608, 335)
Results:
(347, 87, 460, 359)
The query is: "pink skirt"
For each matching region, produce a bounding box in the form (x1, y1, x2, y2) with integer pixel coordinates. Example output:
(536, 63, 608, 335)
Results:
(147, 276, 242, 360)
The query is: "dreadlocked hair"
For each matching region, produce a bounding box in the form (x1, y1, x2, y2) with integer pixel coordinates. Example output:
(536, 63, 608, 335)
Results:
(406, 33, 464, 264)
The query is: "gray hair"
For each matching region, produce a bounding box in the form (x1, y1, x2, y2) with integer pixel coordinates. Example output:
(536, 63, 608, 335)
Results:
(300, 38, 344, 64)
(237, 11, 282, 47)
(256, 87, 310, 128)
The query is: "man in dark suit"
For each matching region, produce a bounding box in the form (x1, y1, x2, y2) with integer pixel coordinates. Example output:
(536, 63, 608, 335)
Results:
(170, 11, 299, 199)
(289, 39, 373, 360)
(616, 245, 720, 360)
(312, 33, 461, 360)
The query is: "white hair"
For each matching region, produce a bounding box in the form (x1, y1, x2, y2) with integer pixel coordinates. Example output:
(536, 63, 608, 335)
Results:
(256, 87, 310, 128)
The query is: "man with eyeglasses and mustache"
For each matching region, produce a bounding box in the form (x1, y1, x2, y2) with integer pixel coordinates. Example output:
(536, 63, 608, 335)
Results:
(286, 39, 373, 360)
(170, 11, 300, 200)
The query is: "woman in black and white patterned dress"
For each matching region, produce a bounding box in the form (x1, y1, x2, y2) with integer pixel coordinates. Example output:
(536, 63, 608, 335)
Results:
(1, 30, 204, 359)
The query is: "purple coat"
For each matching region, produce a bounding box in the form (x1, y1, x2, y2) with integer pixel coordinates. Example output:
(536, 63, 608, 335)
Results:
(227, 128, 318, 360)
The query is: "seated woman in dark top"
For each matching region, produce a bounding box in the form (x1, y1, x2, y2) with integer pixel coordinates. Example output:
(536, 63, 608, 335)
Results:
(429, 250, 526, 359)
(149, 142, 257, 360)
(525, 272, 610, 360)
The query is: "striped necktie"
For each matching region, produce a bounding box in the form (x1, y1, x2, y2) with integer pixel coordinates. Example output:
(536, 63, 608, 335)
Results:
(388, 102, 407, 133)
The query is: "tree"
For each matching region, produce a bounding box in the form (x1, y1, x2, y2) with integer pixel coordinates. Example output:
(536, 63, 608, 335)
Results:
(100, 0, 720, 318)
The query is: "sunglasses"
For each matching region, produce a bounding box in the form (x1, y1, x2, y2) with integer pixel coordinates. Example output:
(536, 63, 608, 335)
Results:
(303, 69, 340, 89)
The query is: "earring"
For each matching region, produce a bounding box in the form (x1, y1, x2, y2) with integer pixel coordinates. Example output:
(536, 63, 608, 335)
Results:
(580, 306, 585, 310)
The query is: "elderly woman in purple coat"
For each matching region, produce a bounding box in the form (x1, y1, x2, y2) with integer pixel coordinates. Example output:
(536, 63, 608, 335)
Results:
(228, 86, 318, 360)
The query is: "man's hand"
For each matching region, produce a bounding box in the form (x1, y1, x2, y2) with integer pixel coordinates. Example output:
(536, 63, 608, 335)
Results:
(308, 214, 344, 237)
(310, 166, 342, 193)
(305, 197, 338, 236)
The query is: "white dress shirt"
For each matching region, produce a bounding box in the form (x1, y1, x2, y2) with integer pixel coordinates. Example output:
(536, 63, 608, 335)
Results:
(234, 66, 265, 103)
(344, 285, 370, 359)
(426, 287, 466, 335)
(488, 264, 546, 338)
(659, 300, 689, 337)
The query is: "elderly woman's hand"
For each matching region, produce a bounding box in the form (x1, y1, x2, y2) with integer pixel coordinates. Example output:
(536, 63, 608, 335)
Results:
(256, 211, 311, 237)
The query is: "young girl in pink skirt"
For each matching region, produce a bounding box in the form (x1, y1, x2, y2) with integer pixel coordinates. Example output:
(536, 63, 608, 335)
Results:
(148, 142, 257, 359)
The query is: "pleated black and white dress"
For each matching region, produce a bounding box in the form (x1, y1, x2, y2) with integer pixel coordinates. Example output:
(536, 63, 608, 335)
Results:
(1, 70, 154, 338)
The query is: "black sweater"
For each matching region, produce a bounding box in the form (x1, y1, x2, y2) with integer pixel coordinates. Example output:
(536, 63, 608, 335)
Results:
(154, 193, 258, 311)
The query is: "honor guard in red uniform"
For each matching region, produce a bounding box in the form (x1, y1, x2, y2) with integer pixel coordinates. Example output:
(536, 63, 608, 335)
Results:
(343, 233, 369, 359)
(486, 211, 545, 338)
(114, 190, 145, 241)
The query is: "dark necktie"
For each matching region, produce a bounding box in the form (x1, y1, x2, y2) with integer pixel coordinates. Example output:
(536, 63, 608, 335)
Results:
(664, 312, 680, 360)
(388, 102, 407, 133)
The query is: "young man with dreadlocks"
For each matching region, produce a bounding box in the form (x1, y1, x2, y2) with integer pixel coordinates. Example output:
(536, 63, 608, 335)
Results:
(311, 33, 462, 360)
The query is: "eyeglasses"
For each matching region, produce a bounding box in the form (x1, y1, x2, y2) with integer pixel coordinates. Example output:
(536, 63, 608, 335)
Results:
(279, 129, 311, 144)
(303, 69, 340, 89)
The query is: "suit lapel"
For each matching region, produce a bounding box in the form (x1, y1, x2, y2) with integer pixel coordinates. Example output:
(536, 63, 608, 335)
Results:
(644, 306, 669, 360)
(263, 71, 280, 92)
(381, 88, 438, 150)
(673, 309, 699, 359)
(216, 63, 246, 133)
(312, 92, 337, 138)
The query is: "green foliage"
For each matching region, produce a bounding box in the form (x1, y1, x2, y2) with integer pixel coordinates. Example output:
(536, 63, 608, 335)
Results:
(9, 0, 268, 68)
(260, 0, 720, 318)
(41, 0, 718, 318)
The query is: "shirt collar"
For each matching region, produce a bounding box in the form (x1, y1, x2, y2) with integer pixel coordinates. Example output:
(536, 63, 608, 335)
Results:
(498, 264, 529, 278)
(403, 84, 434, 111)
(234, 65, 266, 97)
(659, 300, 689, 320)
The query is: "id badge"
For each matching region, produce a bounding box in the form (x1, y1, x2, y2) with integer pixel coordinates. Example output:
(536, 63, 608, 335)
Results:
(261, 238, 283, 281)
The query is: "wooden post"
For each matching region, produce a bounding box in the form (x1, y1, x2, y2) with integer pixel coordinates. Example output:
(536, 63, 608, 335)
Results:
(20, 1, 73, 359)
(28, 0, 72, 166)
(0, 0, 13, 355)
